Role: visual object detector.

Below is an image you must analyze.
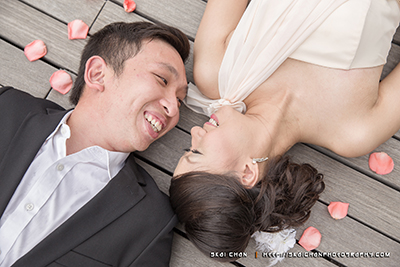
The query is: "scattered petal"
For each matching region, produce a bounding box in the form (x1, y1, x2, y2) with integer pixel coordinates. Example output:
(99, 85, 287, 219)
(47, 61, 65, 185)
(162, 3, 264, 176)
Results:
(123, 0, 136, 12)
(328, 202, 349, 220)
(368, 152, 394, 175)
(24, 40, 47, 62)
(49, 70, 73, 94)
(68, 19, 89, 40)
(298, 226, 321, 251)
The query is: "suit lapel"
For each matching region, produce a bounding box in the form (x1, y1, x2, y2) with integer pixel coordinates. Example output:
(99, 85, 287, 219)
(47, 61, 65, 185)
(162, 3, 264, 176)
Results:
(0, 109, 67, 217)
(13, 154, 146, 267)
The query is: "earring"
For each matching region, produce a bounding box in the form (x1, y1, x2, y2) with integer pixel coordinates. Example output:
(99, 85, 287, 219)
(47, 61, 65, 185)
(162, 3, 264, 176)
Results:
(252, 157, 268, 164)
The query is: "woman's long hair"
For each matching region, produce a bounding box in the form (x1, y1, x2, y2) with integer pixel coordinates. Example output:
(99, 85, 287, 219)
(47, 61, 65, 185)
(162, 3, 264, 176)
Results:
(169, 155, 324, 261)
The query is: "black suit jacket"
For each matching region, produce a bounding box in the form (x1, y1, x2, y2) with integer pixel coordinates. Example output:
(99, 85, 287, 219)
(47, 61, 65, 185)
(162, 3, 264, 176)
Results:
(0, 87, 177, 267)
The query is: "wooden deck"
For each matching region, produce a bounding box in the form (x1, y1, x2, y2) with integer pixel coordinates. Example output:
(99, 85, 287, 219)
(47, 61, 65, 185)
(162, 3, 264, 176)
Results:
(1, 0, 399, 266)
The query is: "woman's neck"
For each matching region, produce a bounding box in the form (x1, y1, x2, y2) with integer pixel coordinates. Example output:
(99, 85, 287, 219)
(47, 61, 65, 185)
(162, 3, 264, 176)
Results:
(243, 87, 301, 158)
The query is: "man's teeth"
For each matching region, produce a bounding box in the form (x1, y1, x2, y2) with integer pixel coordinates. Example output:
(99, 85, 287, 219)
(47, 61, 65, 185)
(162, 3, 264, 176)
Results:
(145, 114, 162, 133)
(209, 118, 219, 127)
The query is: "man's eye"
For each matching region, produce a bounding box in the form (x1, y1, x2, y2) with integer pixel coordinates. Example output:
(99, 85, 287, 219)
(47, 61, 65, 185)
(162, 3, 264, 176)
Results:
(158, 75, 168, 85)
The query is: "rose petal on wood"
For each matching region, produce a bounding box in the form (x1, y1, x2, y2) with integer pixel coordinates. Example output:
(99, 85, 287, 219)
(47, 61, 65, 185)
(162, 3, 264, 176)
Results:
(298, 226, 321, 251)
(328, 202, 349, 220)
(123, 0, 136, 12)
(368, 152, 394, 175)
(68, 19, 89, 40)
(24, 40, 47, 62)
(49, 70, 73, 94)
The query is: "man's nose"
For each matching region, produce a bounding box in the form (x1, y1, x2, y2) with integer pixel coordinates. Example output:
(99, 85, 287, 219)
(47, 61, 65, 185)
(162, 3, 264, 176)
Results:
(160, 96, 179, 118)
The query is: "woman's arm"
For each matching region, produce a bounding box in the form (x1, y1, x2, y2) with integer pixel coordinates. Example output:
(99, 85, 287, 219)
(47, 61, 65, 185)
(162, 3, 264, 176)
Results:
(193, 0, 249, 99)
(369, 64, 400, 142)
(348, 63, 400, 157)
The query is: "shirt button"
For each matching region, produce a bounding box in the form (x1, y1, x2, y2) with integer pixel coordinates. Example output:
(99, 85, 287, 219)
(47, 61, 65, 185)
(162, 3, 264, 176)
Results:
(61, 125, 69, 137)
(57, 164, 64, 171)
(25, 203, 34, 211)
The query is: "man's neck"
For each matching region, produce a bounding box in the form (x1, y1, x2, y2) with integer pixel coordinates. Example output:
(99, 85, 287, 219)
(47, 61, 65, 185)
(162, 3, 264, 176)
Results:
(65, 106, 103, 155)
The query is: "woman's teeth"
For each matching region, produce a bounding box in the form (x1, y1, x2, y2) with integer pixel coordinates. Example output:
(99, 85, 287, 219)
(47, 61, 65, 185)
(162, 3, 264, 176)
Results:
(145, 114, 162, 133)
(209, 118, 219, 127)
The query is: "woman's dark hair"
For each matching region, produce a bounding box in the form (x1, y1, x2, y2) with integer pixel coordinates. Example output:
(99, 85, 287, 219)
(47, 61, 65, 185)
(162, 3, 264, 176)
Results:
(169, 155, 324, 261)
(70, 21, 190, 105)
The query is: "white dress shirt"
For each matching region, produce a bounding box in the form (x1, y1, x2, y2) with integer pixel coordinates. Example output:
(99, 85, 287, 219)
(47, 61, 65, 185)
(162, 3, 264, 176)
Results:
(0, 111, 129, 266)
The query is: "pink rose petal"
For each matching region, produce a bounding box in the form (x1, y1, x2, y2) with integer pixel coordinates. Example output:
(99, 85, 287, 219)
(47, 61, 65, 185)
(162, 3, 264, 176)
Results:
(368, 152, 394, 175)
(123, 0, 136, 12)
(299, 226, 321, 251)
(68, 19, 89, 40)
(49, 70, 73, 94)
(24, 40, 47, 62)
(328, 202, 349, 220)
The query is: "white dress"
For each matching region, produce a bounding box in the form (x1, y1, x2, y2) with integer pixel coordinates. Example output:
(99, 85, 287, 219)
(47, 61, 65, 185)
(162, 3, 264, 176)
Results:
(185, 0, 400, 117)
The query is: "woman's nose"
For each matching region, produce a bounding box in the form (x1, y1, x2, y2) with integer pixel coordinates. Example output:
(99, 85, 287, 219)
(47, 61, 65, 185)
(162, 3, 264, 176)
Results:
(190, 126, 206, 146)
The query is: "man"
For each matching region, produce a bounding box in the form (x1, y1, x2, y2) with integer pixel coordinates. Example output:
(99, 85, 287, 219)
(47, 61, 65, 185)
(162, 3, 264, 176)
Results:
(0, 21, 190, 266)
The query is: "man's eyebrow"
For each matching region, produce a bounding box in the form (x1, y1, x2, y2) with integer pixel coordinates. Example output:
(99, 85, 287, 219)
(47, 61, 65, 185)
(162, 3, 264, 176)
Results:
(158, 62, 179, 78)
(158, 62, 188, 94)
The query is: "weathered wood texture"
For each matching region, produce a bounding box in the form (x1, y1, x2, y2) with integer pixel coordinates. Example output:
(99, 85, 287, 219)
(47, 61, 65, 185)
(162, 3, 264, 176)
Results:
(1, 0, 400, 266)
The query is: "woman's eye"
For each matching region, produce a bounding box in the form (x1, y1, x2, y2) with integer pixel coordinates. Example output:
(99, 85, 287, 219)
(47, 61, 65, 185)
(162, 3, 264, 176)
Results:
(183, 148, 202, 155)
(177, 98, 183, 107)
(192, 149, 202, 154)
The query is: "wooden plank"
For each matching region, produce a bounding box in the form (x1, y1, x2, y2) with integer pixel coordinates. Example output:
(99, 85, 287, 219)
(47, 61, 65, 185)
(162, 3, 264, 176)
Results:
(381, 43, 400, 80)
(0, 39, 54, 97)
(113, 0, 206, 39)
(296, 202, 400, 267)
(89, 1, 147, 33)
(22, 0, 105, 27)
(136, 127, 191, 172)
(288, 144, 400, 242)
(90, 1, 195, 84)
(241, 240, 338, 267)
(0, 0, 85, 72)
(309, 138, 400, 191)
(178, 104, 209, 131)
(392, 24, 400, 45)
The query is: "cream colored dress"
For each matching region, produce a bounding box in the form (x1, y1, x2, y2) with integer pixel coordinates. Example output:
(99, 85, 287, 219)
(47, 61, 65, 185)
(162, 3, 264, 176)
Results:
(185, 0, 400, 117)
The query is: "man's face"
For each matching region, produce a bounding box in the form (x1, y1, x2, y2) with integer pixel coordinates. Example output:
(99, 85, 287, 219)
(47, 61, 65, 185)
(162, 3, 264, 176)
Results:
(99, 39, 188, 152)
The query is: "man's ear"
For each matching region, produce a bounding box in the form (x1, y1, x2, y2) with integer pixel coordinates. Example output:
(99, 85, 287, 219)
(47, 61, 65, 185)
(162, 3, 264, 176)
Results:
(84, 56, 107, 92)
(240, 160, 260, 188)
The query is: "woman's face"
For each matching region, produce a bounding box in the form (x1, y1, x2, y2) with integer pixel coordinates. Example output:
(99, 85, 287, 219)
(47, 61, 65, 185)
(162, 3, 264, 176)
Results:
(174, 106, 255, 176)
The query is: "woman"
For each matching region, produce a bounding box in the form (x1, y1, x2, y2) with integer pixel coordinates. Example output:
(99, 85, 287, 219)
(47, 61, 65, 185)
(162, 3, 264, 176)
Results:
(170, 0, 400, 261)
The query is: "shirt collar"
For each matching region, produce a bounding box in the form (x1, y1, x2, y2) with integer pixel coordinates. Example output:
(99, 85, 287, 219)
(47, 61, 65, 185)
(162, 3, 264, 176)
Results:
(106, 150, 129, 179)
(45, 110, 73, 141)
(48, 110, 129, 179)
